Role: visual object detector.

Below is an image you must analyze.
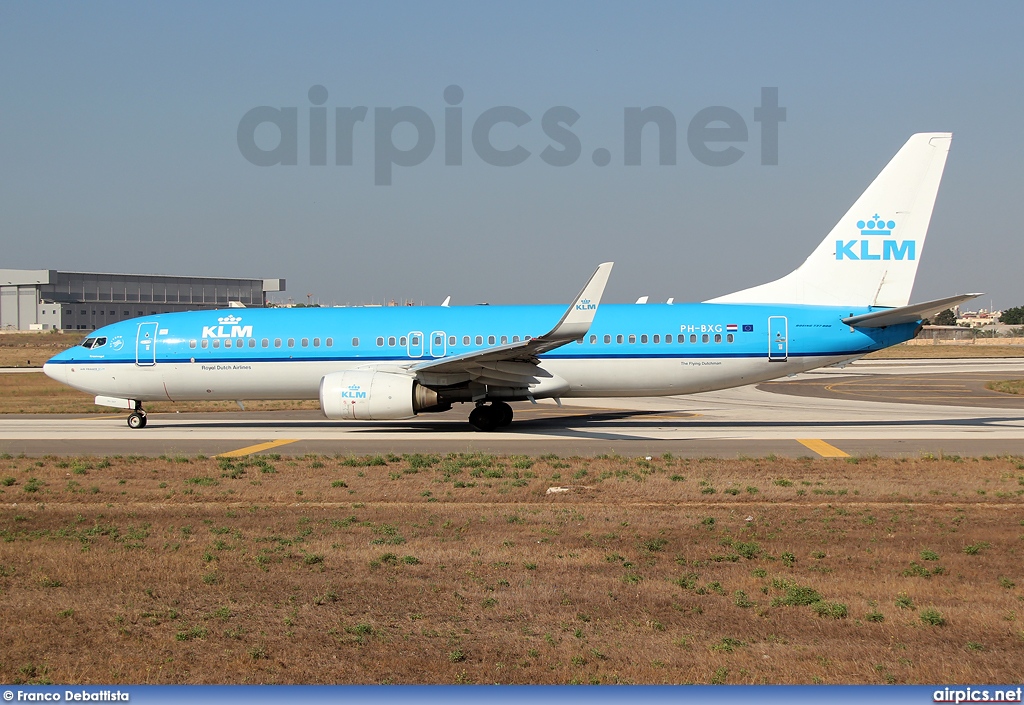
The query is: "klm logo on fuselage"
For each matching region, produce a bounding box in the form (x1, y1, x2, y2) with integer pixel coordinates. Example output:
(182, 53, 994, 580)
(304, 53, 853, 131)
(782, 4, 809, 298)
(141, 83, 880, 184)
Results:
(836, 215, 915, 261)
(201, 314, 253, 339)
(575, 298, 596, 311)
(341, 384, 367, 399)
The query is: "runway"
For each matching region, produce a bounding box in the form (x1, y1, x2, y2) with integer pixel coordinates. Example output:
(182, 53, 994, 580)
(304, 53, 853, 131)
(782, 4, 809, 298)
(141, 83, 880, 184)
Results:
(1, 358, 1022, 458)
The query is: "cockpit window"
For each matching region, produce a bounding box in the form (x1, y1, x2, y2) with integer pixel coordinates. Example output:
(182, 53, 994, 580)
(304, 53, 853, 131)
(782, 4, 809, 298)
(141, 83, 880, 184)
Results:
(79, 337, 106, 349)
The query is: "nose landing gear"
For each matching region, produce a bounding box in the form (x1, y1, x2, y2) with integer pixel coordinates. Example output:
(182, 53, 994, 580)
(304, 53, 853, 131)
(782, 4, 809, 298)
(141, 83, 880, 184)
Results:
(468, 401, 514, 432)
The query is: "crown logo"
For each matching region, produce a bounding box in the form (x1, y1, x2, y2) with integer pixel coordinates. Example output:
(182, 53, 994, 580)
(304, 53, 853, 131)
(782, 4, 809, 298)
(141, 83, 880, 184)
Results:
(857, 214, 896, 236)
(348, 384, 361, 390)
(217, 315, 242, 325)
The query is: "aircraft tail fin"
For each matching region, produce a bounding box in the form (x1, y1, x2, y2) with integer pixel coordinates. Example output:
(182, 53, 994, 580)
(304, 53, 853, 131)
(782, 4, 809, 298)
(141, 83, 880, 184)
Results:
(706, 132, 952, 308)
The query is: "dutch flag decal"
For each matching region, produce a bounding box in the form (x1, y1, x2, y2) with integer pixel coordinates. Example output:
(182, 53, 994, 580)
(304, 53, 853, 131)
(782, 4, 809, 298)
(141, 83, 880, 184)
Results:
(726, 324, 738, 332)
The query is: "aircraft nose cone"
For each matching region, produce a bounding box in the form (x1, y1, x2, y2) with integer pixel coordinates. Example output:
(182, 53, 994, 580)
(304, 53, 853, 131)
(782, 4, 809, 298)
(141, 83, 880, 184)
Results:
(43, 360, 66, 384)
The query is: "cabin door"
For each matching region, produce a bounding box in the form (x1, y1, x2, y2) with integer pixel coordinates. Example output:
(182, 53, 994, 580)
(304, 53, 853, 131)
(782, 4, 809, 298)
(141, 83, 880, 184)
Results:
(768, 316, 788, 361)
(136, 322, 158, 366)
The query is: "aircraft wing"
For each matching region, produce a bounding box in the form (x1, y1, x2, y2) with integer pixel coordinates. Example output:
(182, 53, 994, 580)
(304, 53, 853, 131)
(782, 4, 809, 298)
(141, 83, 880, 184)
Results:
(408, 262, 613, 376)
(842, 293, 982, 328)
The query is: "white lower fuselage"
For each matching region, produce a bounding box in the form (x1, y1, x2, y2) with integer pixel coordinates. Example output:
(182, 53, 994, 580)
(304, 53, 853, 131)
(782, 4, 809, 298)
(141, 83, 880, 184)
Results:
(52, 354, 854, 403)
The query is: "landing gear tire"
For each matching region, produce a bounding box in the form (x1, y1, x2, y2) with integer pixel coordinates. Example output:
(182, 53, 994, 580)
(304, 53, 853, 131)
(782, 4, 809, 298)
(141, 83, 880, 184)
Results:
(127, 411, 147, 429)
(492, 401, 514, 427)
(469, 405, 500, 432)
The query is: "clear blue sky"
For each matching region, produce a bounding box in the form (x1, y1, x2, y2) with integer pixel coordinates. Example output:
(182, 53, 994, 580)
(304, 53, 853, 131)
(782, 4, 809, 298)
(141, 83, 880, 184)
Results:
(2, 1, 1021, 309)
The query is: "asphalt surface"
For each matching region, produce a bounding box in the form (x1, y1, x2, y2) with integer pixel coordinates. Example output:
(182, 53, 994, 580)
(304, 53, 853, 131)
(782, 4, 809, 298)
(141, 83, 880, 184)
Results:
(1, 358, 1022, 457)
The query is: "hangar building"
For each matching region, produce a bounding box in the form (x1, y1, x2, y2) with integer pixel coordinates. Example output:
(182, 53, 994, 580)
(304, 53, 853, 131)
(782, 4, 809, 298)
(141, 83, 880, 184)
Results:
(0, 269, 285, 331)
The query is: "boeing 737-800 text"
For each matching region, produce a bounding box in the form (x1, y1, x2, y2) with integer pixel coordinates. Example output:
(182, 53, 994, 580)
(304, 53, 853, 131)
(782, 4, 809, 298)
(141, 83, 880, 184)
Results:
(44, 133, 977, 431)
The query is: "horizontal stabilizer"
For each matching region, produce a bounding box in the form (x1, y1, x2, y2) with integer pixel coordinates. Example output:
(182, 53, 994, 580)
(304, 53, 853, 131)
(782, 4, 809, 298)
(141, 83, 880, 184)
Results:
(842, 293, 982, 328)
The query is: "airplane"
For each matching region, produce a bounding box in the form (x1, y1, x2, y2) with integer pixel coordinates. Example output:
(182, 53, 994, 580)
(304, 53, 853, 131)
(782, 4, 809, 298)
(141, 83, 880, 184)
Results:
(43, 132, 979, 432)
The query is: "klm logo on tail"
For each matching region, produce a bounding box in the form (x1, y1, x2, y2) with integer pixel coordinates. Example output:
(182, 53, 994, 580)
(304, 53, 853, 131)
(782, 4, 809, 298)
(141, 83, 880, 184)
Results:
(836, 215, 915, 261)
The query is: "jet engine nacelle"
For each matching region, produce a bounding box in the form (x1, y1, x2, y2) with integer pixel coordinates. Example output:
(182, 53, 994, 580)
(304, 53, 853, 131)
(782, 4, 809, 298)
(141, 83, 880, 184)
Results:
(319, 370, 440, 420)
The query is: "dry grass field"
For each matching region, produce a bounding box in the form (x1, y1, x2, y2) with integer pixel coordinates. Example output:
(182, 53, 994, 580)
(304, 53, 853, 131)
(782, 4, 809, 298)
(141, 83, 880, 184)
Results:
(1, 452, 1022, 685)
(0, 333, 80, 368)
(0, 374, 321, 415)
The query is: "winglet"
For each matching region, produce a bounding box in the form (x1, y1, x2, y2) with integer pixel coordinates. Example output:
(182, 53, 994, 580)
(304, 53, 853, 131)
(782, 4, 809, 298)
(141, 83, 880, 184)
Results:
(542, 262, 614, 341)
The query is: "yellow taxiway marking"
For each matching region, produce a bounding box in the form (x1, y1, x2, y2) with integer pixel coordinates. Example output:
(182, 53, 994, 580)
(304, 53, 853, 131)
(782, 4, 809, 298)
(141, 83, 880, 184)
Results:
(216, 439, 299, 458)
(796, 439, 850, 458)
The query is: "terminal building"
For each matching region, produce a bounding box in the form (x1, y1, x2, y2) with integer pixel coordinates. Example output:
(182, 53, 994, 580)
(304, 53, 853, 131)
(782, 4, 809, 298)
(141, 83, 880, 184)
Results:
(0, 269, 285, 331)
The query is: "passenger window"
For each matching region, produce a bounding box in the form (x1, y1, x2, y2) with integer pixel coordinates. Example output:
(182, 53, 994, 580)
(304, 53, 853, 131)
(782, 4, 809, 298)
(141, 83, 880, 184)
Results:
(616, 334, 623, 344)
(352, 337, 360, 347)
(376, 337, 384, 347)
(589, 334, 596, 344)
(690, 334, 697, 343)
(189, 340, 197, 349)
(714, 333, 722, 343)
(702, 334, 709, 343)
(389, 336, 396, 346)
(213, 339, 220, 348)
(653, 334, 660, 344)
(475, 335, 482, 345)
(434, 334, 443, 345)
(410, 335, 418, 346)
(262, 339, 269, 348)
(500, 335, 508, 344)
(667, 334, 674, 343)
(449, 336, 456, 345)
(224, 339, 232, 348)
(628, 335, 636, 344)
(488, 335, 495, 345)
(604, 334, 611, 344)
(201, 339, 209, 349)
(641, 335, 648, 344)
(248, 338, 256, 348)
(463, 336, 470, 345)
(302, 338, 309, 347)
(727, 333, 734, 343)
(513, 335, 520, 342)
(287, 338, 295, 348)
(400, 336, 407, 346)
(326, 338, 333, 347)
(313, 338, 320, 347)
(274, 338, 282, 348)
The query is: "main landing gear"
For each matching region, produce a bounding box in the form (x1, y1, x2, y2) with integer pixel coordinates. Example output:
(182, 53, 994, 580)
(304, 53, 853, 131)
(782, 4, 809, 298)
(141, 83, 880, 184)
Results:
(468, 401, 514, 432)
(127, 408, 148, 429)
